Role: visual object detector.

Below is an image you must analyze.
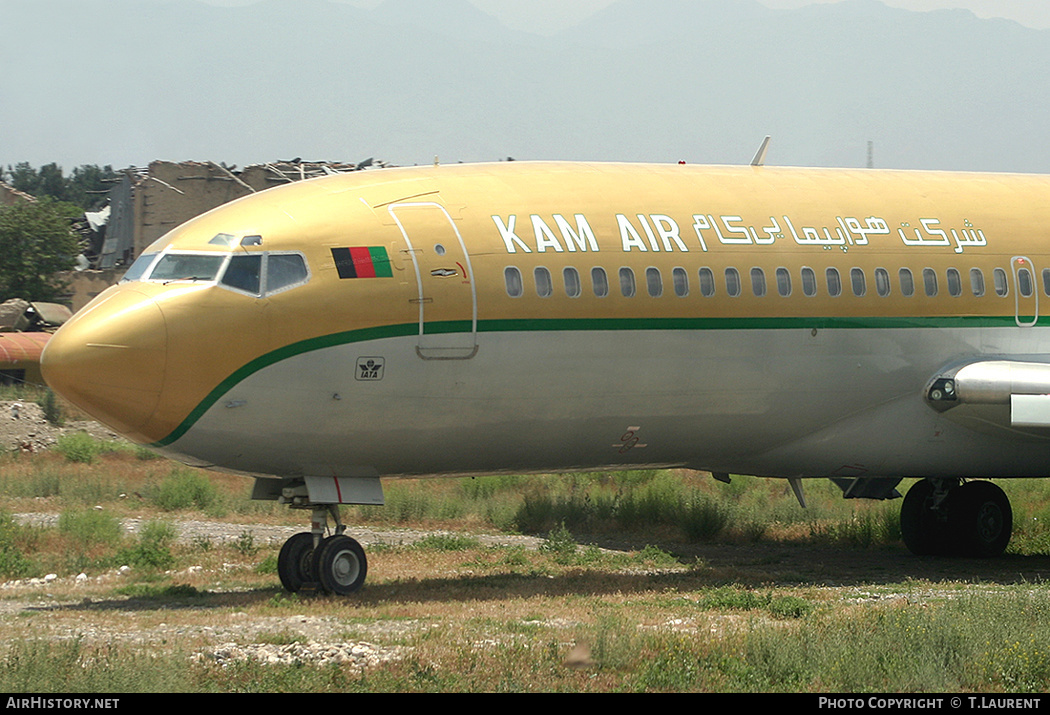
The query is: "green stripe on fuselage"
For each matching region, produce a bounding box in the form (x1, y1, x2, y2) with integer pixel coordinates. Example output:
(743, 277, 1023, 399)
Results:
(150, 313, 1032, 447)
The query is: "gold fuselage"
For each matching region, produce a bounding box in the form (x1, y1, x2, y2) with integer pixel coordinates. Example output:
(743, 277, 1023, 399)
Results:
(40, 162, 1050, 479)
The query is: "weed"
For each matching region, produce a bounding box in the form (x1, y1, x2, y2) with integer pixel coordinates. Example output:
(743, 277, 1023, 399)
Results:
(681, 493, 730, 540)
(117, 520, 177, 570)
(233, 530, 258, 556)
(152, 468, 221, 514)
(496, 546, 530, 568)
(539, 522, 580, 564)
(0, 639, 191, 692)
(699, 585, 770, 611)
(54, 433, 100, 464)
(132, 445, 162, 461)
(255, 553, 278, 574)
(265, 592, 301, 608)
(39, 389, 62, 426)
(768, 595, 814, 619)
(57, 509, 123, 547)
(633, 544, 679, 567)
(411, 533, 480, 551)
(115, 583, 203, 600)
(0, 511, 31, 578)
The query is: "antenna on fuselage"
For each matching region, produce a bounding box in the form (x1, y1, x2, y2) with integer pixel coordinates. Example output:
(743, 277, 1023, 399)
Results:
(750, 135, 772, 167)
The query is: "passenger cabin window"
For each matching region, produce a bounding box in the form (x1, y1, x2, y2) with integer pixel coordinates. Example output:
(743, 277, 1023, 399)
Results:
(672, 267, 689, 297)
(725, 268, 741, 297)
(504, 267, 523, 297)
(1043, 268, 1050, 296)
(850, 268, 866, 297)
(946, 268, 962, 297)
(619, 267, 636, 297)
(874, 268, 890, 297)
(699, 268, 716, 297)
(646, 267, 663, 297)
(801, 267, 817, 297)
(899, 268, 915, 297)
(994, 268, 1009, 297)
(750, 267, 766, 297)
(776, 268, 791, 297)
(971, 268, 986, 297)
(1018, 267, 1034, 298)
(826, 268, 841, 297)
(923, 268, 938, 297)
(534, 267, 553, 298)
(592, 267, 609, 297)
(563, 267, 581, 298)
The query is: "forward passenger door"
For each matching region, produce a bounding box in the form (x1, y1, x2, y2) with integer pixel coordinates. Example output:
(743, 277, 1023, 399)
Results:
(388, 202, 478, 359)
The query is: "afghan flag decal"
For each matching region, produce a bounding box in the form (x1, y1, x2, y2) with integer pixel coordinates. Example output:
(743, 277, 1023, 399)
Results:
(331, 246, 393, 279)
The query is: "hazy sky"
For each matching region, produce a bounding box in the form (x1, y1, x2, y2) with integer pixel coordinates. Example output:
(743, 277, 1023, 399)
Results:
(760, 0, 1050, 28)
(201, 0, 1050, 31)
(8, 0, 1048, 170)
(475, 0, 1050, 32)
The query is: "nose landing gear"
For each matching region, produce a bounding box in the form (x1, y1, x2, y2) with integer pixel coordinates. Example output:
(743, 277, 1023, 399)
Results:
(276, 504, 368, 595)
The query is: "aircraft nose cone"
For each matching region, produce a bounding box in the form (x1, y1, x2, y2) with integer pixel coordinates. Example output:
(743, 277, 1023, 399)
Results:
(41, 289, 167, 439)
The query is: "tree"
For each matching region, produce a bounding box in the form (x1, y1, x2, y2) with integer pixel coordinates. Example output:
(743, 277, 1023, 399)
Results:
(2, 163, 118, 210)
(0, 199, 80, 302)
(67, 164, 117, 209)
(4, 163, 41, 196)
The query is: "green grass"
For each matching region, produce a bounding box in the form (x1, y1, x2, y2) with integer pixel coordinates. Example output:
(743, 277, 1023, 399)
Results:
(57, 509, 123, 547)
(53, 432, 158, 465)
(150, 468, 222, 514)
(0, 639, 193, 692)
(0, 510, 32, 578)
(0, 444, 1049, 693)
(409, 533, 481, 551)
(0, 586, 1047, 692)
(7, 434, 1050, 555)
(115, 520, 178, 570)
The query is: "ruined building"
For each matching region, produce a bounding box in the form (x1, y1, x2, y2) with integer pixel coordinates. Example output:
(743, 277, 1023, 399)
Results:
(68, 158, 383, 310)
(0, 180, 35, 206)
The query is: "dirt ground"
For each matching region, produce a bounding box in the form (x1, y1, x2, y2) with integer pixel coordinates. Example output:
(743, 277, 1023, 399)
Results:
(3, 400, 1050, 677)
(0, 400, 121, 453)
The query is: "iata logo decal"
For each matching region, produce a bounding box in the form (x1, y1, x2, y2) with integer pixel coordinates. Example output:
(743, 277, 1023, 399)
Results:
(356, 357, 385, 381)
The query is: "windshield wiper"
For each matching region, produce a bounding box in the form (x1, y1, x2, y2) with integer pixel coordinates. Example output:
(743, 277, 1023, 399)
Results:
(162, 276, 211, 285)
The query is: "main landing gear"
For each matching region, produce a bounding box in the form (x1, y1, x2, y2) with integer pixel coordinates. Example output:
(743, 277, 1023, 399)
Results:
(276, 504, 368, 596)
(900, 478, 1012, 557)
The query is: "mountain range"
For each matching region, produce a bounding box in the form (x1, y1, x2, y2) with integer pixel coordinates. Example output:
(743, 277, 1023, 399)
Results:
(1, 0, 1048, 172)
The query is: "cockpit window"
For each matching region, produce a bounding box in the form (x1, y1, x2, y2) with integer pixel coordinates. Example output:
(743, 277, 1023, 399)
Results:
(148, 253, 225, 283)
(266, 254, 308, 293)
(124, 249, 308, 295)
(218, 252, 309, 297)
(221, 254, 262, 295)
(208, 233, 236, 247)
(120, 252, 159, 282)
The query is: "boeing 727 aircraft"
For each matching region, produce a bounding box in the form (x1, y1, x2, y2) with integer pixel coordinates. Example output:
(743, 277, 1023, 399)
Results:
(39, 159, 1050, 595)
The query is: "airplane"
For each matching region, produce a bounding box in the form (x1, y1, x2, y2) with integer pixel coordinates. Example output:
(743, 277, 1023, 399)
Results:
(39, 154, 1050, 596)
